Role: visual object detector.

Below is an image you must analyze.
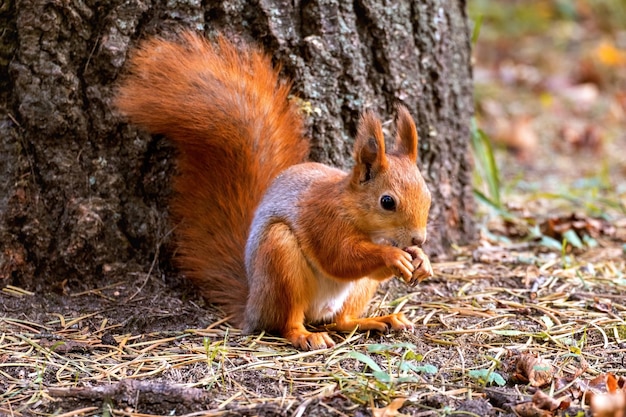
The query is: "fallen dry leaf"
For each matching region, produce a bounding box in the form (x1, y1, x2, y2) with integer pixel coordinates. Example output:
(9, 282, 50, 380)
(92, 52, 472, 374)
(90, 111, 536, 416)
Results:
(540, 213, 615, 245)
(513, 401, 554, 417)
(513, 390, 570, 417)
(608, 373, 620, 393)
(372, 398, 408, 417)
(514, 353, 554, 388)
(532, 390, 569, 412)
(490, 114, 538, 161)
(559, 124, 603, 154)
(593, 297, 617, 317)
(617, 91, 626, 112)
(558, 372, 626, 407)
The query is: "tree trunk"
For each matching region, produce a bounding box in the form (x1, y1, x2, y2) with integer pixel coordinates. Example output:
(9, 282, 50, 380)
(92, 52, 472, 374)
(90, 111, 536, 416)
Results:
(0, 0, 474, 291)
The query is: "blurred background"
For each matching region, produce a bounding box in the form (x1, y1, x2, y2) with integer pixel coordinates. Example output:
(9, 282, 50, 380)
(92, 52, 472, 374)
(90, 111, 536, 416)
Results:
(469, 0, 626, 230)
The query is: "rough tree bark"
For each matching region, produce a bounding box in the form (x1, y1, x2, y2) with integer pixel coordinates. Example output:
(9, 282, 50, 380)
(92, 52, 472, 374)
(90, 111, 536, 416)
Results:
(0, 0, 474, 292)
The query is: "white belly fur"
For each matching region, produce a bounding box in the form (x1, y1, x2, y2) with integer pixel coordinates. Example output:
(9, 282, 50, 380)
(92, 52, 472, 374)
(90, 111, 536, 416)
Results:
(305, 272, 354, 323)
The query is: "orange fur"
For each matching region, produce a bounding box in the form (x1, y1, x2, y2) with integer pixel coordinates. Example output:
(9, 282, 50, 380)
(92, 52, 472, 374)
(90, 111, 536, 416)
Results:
(116, 31, 433, 350)
(115, 32, 308, 324)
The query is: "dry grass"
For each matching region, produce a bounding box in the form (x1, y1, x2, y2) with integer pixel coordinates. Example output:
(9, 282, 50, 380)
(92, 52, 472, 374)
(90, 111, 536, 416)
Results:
(2, 242, 625, 416)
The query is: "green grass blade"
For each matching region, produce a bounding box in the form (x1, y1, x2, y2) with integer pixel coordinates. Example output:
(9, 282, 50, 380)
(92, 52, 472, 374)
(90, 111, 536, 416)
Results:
(471, 119, 502, 209)
(472, 15, 483, 45)
(349, 351, 383, 373)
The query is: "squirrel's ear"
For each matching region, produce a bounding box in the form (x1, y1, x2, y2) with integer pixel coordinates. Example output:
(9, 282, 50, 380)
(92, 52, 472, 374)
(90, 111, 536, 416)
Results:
(353, 111, 388, 184)
(393, 105, 418, 163)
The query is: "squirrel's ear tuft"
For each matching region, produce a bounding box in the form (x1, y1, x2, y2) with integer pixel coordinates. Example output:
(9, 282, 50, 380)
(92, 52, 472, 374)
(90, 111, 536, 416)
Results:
(394, 105, 418, 162)
(353, 111, 388, 184)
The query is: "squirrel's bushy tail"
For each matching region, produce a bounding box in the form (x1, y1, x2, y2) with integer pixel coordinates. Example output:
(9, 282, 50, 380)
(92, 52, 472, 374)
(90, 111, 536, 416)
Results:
(116, 32, 309, 325)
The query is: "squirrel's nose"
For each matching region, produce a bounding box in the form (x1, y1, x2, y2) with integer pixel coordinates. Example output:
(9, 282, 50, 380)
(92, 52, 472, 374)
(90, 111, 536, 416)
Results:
(411, 231, 427, 247)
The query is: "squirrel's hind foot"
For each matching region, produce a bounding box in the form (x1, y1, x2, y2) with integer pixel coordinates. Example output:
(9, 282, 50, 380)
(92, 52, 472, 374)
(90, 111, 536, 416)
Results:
(332, 312, 414, 333)
(284, 328, 336, 351)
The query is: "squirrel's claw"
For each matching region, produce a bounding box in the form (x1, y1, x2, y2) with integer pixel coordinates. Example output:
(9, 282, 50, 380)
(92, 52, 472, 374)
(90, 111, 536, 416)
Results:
(286, 329, 335, 351)
(403, 246, 433, 286)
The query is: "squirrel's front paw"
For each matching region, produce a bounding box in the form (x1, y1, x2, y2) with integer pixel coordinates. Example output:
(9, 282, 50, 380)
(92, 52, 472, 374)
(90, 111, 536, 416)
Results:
(384, 248, 415, 281)
(403, 246, 433, 286)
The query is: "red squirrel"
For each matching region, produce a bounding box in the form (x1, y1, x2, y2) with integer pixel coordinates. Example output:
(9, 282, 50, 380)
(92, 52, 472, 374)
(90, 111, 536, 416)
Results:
(116, 31, 433, 350)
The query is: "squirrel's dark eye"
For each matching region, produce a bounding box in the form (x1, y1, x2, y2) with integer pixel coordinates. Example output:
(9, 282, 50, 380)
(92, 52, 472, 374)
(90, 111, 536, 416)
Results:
(380, 195, 396, 211)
